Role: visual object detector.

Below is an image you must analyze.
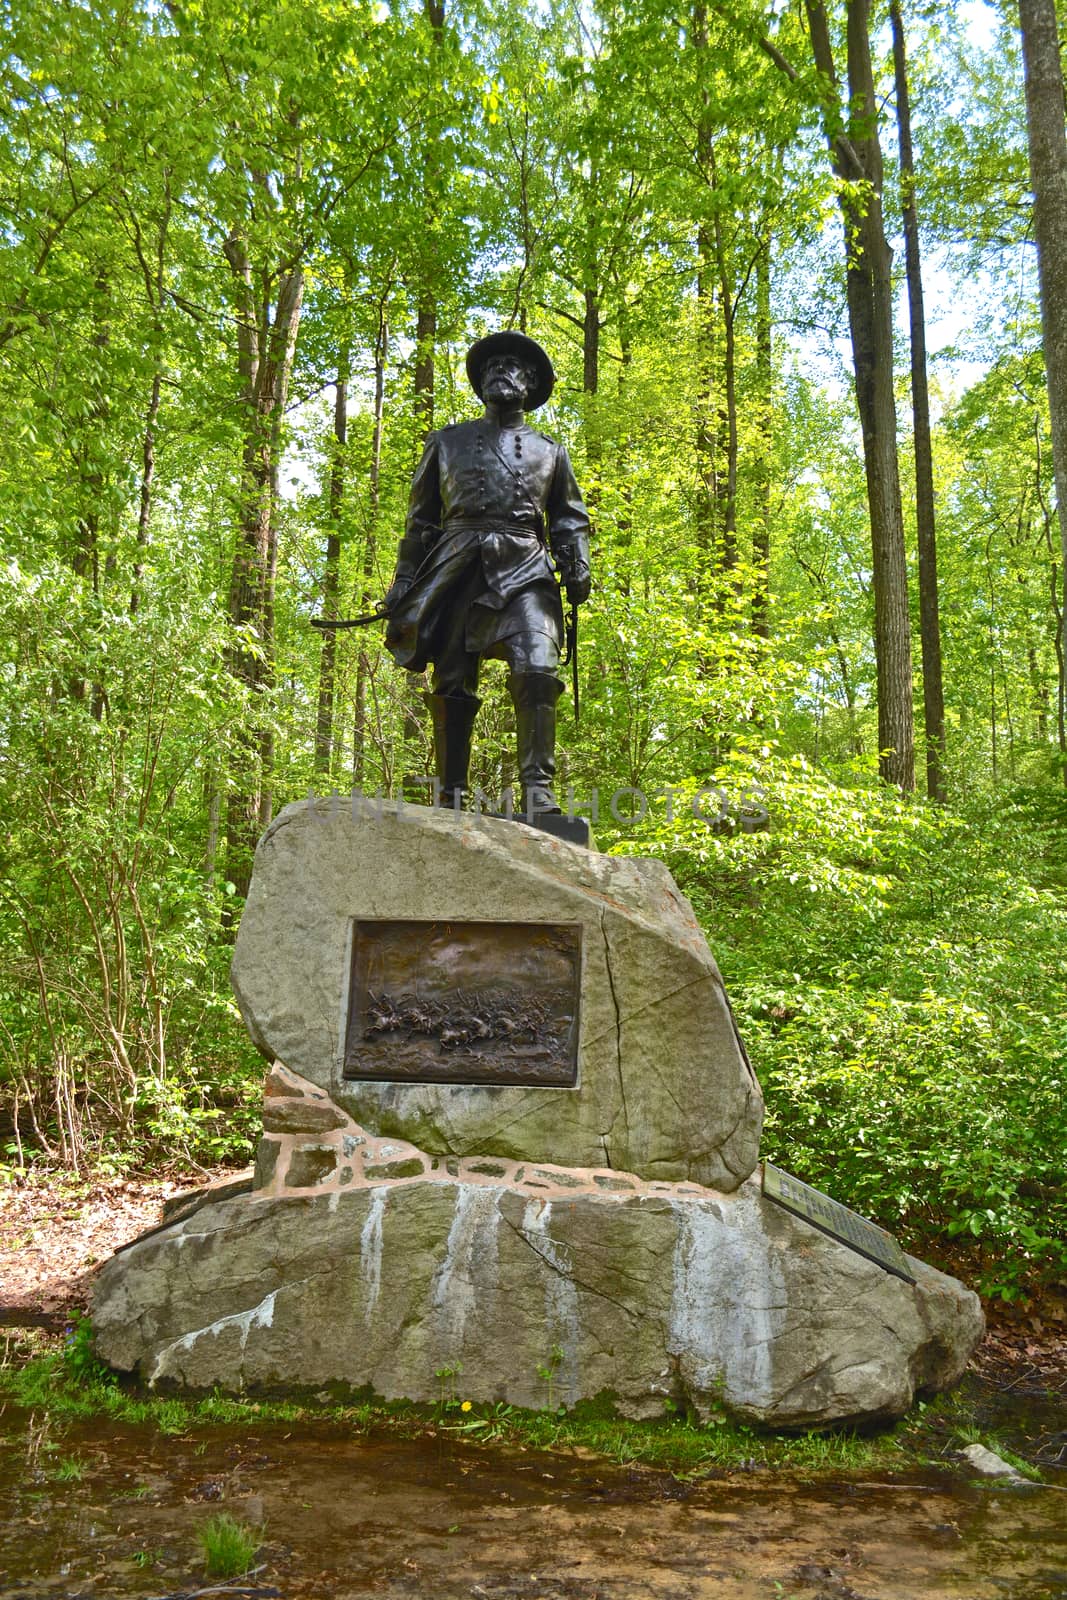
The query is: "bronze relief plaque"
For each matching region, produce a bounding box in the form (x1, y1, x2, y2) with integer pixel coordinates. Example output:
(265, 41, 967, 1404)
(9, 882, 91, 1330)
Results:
(342, 920, 581, 1087)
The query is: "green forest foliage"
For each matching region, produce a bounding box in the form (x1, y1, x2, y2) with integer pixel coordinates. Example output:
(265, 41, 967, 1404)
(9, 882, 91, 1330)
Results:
(609, 762, 1067, 1298)
(0, 0, 1064, 1300)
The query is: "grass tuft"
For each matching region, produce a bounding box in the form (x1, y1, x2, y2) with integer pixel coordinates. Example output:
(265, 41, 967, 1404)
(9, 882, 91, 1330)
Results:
(196, 1512, 261, 1578)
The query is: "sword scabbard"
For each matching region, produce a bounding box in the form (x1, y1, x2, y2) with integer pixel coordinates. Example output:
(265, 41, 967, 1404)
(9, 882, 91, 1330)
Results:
(310, 609, 388, 631)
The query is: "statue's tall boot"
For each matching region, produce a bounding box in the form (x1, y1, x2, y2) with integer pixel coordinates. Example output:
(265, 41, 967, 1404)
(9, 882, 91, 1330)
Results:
(425, 692, 481, 808)
(509, 672, 564, 815)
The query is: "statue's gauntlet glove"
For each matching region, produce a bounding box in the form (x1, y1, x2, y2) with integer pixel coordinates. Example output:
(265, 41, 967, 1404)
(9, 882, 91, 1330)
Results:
(557, 554, 591, 606)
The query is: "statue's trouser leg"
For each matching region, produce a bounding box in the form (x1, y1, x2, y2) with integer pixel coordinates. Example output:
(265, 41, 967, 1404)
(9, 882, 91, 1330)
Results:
(427, 597, 482, 807)
(424, 692, 481, 808)
(508, 671, 565, 815)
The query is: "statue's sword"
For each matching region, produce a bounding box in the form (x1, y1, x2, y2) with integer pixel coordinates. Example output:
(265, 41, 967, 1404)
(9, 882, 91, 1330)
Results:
(310, 605, 389, 630)
(561, 599, 580, 723)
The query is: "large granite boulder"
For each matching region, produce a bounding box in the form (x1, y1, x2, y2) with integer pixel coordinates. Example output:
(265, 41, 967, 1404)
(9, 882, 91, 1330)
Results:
(93, 1101, 983, 1428)
(230, 798, 762, 1191)
(96, 804, 983, 1428)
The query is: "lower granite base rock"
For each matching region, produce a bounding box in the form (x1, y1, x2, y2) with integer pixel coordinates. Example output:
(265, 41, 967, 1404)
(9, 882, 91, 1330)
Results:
(93, 1134, 983, 1429)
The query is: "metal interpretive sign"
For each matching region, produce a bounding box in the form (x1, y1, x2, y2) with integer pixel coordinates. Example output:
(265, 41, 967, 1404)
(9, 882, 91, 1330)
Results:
(343, 919, 581, 1088)
(762, 1162, 915, 1283)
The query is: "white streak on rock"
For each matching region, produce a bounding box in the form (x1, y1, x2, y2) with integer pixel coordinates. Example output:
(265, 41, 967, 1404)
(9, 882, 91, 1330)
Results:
(521, 1199, 581, 1404)
(432, 1183, 501, 1353)
(360, 1186, 387, 1321)
(149, 1289, 278, 1383)
(669, 1195, 783, 1412)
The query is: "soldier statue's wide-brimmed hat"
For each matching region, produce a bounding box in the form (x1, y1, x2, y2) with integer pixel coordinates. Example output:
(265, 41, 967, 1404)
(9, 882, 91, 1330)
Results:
(466, 330, 555, 411)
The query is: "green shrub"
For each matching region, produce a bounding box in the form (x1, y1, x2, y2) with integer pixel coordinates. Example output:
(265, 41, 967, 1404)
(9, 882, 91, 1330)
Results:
(608, 756, 1067, 1299)
(62, 1312, 117, 1388)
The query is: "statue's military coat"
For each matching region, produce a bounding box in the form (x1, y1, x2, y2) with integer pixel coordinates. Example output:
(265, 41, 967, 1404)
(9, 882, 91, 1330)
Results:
(385, 418, 591, 673)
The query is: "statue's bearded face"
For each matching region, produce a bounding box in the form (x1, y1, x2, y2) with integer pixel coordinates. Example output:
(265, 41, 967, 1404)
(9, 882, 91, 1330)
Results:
(480, 354, 534, 408)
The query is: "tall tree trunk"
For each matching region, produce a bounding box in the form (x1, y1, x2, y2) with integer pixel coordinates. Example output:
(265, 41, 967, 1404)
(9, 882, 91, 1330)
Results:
(315, 342, 349, 776)
(711, 175, 738, 579)
(1035, 429, 1067, 763)
(583, 286, 600, 397)
(70, 273, 110, 716)
(399, 0, 444, 800)
(582, 281, 602, 479)
(694, 226, 718, 568)
(257, 508, 279, 832)
(128, 176, 171, 620)
(203, 760, 221, 897)
(414, 297, 436, 436)
(222, 234, 264, 891)
(404, 293, 433, 800)
(1028, 642, 1049, 741)
(753, 234, 772, 639)
(508, 107, 536, 331)
(72, 272, 109, 598)
(129, 369, 161, 619)
(223, 236, 304, 901)
(891, 0, 945, 801)
(412, 0, 445, 442)
(805, 0, 915, 790)
(692, 3, 718, 572)
(354, 300, 389, 783)
(582, 189, 603, 483)
(1019, 0, 1067, 785)
(616, 296, 634, 597)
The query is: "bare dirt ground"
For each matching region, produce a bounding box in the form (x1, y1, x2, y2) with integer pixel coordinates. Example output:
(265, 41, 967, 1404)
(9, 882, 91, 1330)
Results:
(0, 1167, 242, 1327)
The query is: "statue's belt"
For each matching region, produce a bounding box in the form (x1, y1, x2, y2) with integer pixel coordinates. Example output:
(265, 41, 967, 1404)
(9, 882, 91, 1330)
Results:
(441, 517, 543, 538)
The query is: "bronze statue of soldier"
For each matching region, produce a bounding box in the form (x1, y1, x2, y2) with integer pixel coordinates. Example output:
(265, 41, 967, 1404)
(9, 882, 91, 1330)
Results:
(382, 332, 591, 816)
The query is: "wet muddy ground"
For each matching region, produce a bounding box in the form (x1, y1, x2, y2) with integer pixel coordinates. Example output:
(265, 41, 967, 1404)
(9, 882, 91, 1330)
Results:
(4, 1174, 1065, 1597)
(1, 1398, 1065, 1600)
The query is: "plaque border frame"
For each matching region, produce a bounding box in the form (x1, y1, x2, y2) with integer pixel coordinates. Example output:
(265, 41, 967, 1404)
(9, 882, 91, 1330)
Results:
(335, 916, 584, 1090)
